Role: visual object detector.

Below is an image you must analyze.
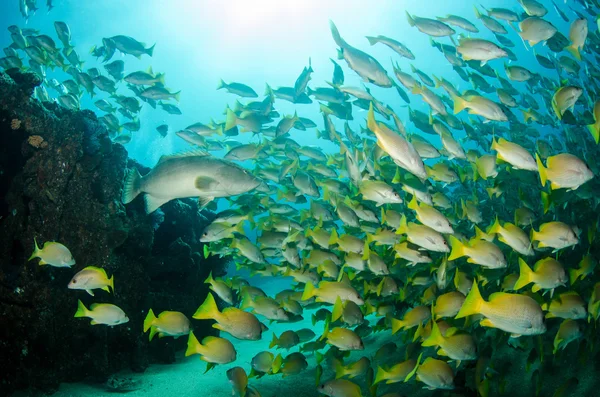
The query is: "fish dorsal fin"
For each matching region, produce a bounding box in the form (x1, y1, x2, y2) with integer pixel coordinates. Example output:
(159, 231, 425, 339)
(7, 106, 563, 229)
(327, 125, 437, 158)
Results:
(157, 149, 210, 164)
(85, 265, 107, 277)
(338, 273, 351, 285)
(488, 292, 510, 301)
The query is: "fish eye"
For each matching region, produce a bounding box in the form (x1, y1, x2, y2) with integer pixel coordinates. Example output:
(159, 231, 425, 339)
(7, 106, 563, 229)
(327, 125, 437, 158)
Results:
(72, 279, 77, 284)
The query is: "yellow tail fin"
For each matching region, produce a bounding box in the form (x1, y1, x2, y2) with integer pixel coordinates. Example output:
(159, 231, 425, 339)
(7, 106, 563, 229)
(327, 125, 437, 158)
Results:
(565, 45, 581, 61)
(514, 258, 533, 290)
(407, 194, 419, 211)
(536, 154, 547, 187)
(143, 308, 156, 333)
(225, 108, 238, 131)
(269, 332, 279, 349)
(373, 366, 389, 385)
(272, 353, 283, 374)
(453, 96, 468, 114)
(421, 320, 444, 347)
(487, 216, 502, 235)
(185, 332, 202, 357)
(448, 235, 466, 261)
(329, 228, 339, 246)
(455, 282, 484, 318)
(192, 293, 221, 320)
(28, 238, 41, 261)
(301, 282, 317, 301)
(332, 296, 344, 322)
(74, 299, 88, 318)
(366, 102, 378, 133)
(587, 123, 600, 144)
(391, 318, 405, 335)
(334, 359, 346, 379)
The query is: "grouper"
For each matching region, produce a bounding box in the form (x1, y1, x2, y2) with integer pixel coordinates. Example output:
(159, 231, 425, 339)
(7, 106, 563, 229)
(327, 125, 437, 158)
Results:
(122, 152, 262, 213)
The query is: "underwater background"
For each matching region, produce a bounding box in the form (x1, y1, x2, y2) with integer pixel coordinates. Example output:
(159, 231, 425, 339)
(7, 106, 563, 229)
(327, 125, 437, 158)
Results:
(1, 0, 600, 396)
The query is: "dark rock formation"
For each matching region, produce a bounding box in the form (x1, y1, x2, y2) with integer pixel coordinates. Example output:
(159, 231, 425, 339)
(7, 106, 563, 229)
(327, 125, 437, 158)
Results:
(0, 70, 227, 396)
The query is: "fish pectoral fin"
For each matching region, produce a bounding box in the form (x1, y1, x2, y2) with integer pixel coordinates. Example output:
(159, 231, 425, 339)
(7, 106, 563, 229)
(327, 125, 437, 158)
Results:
(86, 289, 95, 296)
(479, 318, 495, 328)
(198, 196, 214, 209)
(510, 333, 522, 338)
(144, 195, 171, 213)
(195, 176, 219, 190)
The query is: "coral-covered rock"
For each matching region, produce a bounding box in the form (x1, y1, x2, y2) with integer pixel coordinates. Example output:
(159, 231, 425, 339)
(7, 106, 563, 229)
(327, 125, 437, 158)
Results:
(0, 70, 227, 395)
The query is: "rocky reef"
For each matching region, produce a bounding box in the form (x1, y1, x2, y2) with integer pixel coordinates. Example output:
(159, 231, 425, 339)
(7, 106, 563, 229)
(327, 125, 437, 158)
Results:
(0, 70, 227, 396)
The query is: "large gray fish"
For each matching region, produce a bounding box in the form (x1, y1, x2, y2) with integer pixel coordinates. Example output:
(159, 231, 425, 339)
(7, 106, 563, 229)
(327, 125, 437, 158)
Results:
(108, 35, 155, 58)
(329, 20, 392, 87)
(122, 153, 262, 213)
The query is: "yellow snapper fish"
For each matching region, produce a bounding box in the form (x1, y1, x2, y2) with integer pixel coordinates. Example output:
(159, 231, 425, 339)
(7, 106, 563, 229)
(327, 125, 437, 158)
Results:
(455, 282, 546, 336)
(333, 356, 370, 379)
(518, 17, 557, 47)
(29, 238, 75, 267)
(366, 103, 427, 180)
(359, 180, 403, 206)
(421, 320, 477, 362)
(373, 359, 418, 385)
(474, 154, 498, 180)
(269, 331, 300, 350)
(74, 300, 129, 326)
(329, 229, 364, 254)
(302, 279, 363, 305)
(553, 319, 582, 354)
(491, 137, 537, 171)
(551, 85, 582, 120)
(542, 292, 587, 320)
(406, 12, 455, 37)
(569, 255, 597, 286)
(332, 297, 364, 326)
(408, 355, 455, 390)
(487, 217, 534, 256)
(566, 18, 588, 61)
(396, 215, 450, 253)
(329, 21, 392, 87)
(320, 320, 364, 351)
(185, 332, 236, 368)
(241, 294, 289, 322)
(67, 266, 114, 296)
(448, 236, 506, 269)
(514, 258, 567, 294)
(227, 366, 248, 397)
(536, 153, 593, 190)
(317, 379, 362, 397)
(204, 271, 234, 304)
(456, 37, 507, 66)
(276, 352, 308, 377)
(453, 94, 507, 122)
(588, 283, 600, 322)
(193, 292, 263, 340)
(531, 221, 579, 250)
(391, 305, 431, 334)
(407, 195, 453, 234)
(587, 100, 600, 143)
(143, 309, 191, 340)
(393, 241, 432, 266)
(434, 291, 466, 319)
(251, 351, 282, 377)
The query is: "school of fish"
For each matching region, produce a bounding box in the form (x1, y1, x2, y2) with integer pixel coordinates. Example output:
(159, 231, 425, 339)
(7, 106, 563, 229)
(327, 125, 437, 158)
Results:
(9, 0, 600, 396)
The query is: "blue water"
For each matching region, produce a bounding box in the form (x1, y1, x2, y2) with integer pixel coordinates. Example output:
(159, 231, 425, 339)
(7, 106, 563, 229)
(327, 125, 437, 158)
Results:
(3, 1, 599, 396)
(1, 0, 567, 166)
